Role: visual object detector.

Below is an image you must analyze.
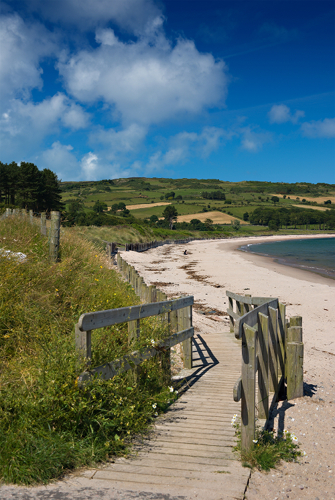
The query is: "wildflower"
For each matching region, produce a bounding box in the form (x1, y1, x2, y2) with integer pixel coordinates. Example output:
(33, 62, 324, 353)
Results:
(302, 451, 307, 456)
(100, 266, 103, 268)
(292, 436, 298, 443)
(154, 412, 158, 417)
(151, 339, 156, 346)
(152, 403, 157, 409)
(175, 390, 178, 394)
(169, 386, 174, 392)
(253, 439, 258, 444)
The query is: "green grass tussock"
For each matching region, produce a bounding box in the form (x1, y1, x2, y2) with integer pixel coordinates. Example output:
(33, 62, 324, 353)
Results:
(0, 217, 175, 485)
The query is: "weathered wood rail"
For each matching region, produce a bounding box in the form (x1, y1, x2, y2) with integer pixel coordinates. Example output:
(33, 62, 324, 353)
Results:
(75, 253, 194, 385)
(227, 290, 304, 450)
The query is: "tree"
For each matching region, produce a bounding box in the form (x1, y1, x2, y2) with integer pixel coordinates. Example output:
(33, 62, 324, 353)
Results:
(149, 214, 159, 223)
(165, 191, 175, 200)
(231, 219, 240, 230)
(162, 205, 178, 229)
(243, 212, 249, 221)
(40, 169, 64, 211)
(93, 200, 108, 213)
(271, 196, 279, 205)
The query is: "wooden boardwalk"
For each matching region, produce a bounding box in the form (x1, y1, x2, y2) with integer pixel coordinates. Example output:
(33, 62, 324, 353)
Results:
(79, 330, 250, 500)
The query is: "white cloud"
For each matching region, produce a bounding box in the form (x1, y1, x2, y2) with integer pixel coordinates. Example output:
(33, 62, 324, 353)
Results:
(58, 29, 229, 126)
(81, 152, 99, 180)
(90, 124, 147, 159)
(268, 104, 305, 124)
(240, 127, 272, 152)
(25, 0, 162, 34)
(38, 141, 79, 181)
(0, 13, 56, 104)
(301, 118, 335, 138)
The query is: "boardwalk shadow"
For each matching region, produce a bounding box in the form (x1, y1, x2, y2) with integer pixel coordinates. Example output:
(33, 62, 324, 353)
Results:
(173, 334, 219, 394)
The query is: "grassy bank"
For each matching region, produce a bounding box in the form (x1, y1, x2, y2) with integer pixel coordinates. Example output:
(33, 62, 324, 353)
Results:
(0, 216, 175, 485)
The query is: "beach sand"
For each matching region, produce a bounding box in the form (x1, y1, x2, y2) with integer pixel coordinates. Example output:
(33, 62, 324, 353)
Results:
(121, 234, 335, 500)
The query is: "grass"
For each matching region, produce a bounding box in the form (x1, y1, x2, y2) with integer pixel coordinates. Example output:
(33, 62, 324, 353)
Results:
(0, 216, 178, 485)
(232, 416, 303, 471)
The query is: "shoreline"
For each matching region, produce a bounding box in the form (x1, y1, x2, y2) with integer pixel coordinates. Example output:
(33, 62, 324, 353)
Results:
(218, 233, 335, 286)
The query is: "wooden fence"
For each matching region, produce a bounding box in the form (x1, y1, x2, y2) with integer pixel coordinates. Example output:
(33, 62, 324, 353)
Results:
(75, 253, 193, 386)
(105, 234, 229, 259)
(227, 290, 304, 450)
(3, 208, 61, 262)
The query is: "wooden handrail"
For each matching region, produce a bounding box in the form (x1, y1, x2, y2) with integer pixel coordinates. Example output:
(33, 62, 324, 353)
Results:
(76, 253, 194, 386)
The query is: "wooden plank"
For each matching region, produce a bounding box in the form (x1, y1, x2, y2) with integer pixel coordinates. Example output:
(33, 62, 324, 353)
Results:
(78, 327, 194, 384)
(287, 326, 303, 343)
(241, 324, 256, 451)
(226, 291, 273, 306)
(236, 299, 278, 339)
(286, 342, 304, 400)
(268, 306, 278, 394)
(277, 302, 286, 380)
(257, 312, 269, 420)
(78, 296, 194, 331)
(228, 296, 234, 332)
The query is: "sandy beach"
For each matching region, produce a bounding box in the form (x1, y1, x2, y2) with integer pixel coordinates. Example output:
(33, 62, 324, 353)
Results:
(121, 234, 335, 500)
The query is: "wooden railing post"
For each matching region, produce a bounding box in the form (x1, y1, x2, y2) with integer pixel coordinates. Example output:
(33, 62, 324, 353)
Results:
(49, 211, 60, 262)
(257, 312, 269, 420)
(75, 323, 91, 364)
(277, 302, 286, 380)
(29, 209, 34, 224)
(241, 324, 256, 450)
(287, 316, 303, 400)
(40, 212, 47, 236)
(268, 306, 278, 394)
(180, 303, 192, 369)
(229, 296, 234, 332)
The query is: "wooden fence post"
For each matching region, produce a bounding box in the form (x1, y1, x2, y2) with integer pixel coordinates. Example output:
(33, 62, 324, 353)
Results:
(75, 323, 91, 364)
(180, 303, 192, 369)
(40, 212, 47, 236)
(287, 316, 303, 400)
(277, 302, 286, 380)
(29, 209, 34, 224)
(229, 296, 234, 332)
(49, 211, 60, 262)
(257, 312, 269, 420)
(268, 306, 278, 394)
(241, 323, 256, 450)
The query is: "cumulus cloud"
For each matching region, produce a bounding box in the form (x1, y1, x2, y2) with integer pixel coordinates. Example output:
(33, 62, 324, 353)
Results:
(0, 13, 57, 104)
(90, 124, 147, 160)
(301, 118, 335, 138)
(38, 142, 79, 181)
(58, 28, 229, 125)
(268, 104, 305, 124)
(23, 0, 162, 34)
(240, 127, 272, 152)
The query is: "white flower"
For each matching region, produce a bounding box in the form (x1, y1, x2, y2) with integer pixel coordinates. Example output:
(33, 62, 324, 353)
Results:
(175, 390, 178, 394)
(169, 386, 174, 392)
(302, 451, 307, 456)
(253, 440, 258, 444)
(152, 403, 157, 409)
(154, 412, 158, 417)
(151, 339, 156, 346)
(292, 436, 298, 443)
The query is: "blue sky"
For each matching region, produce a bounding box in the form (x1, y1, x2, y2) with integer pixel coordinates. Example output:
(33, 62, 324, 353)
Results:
(0, 0, 334, 183)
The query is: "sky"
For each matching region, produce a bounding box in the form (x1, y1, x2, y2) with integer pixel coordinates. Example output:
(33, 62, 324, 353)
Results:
(0, 0, 334, 183)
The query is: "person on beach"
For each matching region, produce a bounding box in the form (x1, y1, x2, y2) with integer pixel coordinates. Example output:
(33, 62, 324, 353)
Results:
(183, 249, 188, 255)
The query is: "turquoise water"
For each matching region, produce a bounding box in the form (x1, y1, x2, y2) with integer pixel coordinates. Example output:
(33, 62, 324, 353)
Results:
(239, 237, 335, 279)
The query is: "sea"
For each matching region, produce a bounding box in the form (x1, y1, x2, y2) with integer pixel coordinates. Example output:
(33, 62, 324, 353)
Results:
(239, 237, 335, 280)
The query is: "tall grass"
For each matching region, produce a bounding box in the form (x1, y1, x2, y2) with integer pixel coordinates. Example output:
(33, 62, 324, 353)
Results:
(0, 217, 175, 485)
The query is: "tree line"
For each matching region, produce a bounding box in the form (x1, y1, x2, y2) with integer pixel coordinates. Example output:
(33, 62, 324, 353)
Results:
(249, 206, 335, 230)
(0, 162, 63, 212)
